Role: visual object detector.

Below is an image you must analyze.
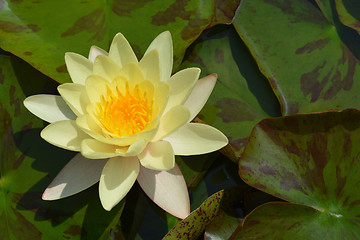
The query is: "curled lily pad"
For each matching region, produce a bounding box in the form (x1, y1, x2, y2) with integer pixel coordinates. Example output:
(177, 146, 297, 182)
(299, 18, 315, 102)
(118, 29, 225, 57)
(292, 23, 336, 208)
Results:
(163, 187, 245, 240)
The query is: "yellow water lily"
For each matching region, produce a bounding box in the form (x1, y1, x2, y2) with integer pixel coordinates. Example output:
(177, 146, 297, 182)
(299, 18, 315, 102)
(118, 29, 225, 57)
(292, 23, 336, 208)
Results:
(24, 31, 228, 219)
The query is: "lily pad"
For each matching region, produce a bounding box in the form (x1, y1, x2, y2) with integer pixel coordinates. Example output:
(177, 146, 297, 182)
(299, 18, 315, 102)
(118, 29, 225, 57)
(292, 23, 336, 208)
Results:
(232, 202, 360, 239)
(0, 55, 123, 239)
(234, 0, 360, 115)
(237, 109, 360, 238)
(0, 0, 240, 84)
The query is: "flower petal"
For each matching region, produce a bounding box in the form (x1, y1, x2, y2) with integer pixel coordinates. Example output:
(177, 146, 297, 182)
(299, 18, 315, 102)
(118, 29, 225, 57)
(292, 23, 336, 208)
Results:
(41, 120, 89, 151)
(24, 94, 76, 123)
(93, 55, 122, 82)
(138, 141, 174, 171)
(164, 123, 228, 155)
(58, 83, 89, 116)
(89, 45, 108, 63)
(137, 163, 190, 219)
(65, 52, 93, 85)
(108, 32, 138, 67)
(144, 31, 173, 82)
(139, 49, 160, 83)
(42, 153, 107, 200)
(184, 73, 217, 122)
(152, 105, 190, 142)
(99, 156, 139, 211)
(81, 139, 147, 159)
(164, 67, 200, 113)
(153, 81, 170, 117)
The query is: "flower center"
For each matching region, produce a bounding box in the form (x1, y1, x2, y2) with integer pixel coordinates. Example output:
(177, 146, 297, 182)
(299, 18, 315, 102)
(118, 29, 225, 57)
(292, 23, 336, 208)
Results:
(95, 83, 152, 137)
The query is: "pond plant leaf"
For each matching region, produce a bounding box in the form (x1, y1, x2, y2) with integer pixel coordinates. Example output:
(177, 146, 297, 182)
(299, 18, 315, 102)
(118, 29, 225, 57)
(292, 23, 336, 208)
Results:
(0, 0, 240, 84)
(235, 109, 360, 239)
(234, 0, 360, 115)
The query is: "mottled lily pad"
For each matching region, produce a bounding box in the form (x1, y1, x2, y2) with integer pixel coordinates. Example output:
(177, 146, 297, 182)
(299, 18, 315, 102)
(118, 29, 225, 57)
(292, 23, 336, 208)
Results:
(236, 109, 360, 239)
(234, 0, 360, 115)
(0, 0, 240, 84)
(232, 202, 360, 239)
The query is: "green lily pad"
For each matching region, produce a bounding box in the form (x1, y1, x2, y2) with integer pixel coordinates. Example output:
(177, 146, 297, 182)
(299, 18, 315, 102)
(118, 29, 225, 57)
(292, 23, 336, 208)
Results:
(180, 25, 280, 158)
(0, 55, 123, 239)
(237, 109, 360, 238)
(0, 0, 240, 84)
(234, 0, 360, 115)
(232, 202, 360, 239)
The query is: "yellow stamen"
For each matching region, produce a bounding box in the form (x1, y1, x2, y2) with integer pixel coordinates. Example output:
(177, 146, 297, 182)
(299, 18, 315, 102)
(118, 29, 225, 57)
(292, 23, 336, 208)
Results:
(95, 83, 153, 137)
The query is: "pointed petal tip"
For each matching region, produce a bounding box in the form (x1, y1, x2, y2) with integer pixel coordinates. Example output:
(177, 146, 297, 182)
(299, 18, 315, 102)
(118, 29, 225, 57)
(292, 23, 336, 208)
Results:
(93, 54, 107, 64)
(89, 45, 108, 62)
(64, 52, 72, 58)
(209, 73, 218, 78)
(114, 32, 125, 38)
(170, 201, 190, 219)
(42, 186, 61, 201)
(101, 202, 112, 211)
(23, 96, 33, 112)
(42, 189, 49, 200)
(64, 52, 79, 61)
(161, 30, 171, 37)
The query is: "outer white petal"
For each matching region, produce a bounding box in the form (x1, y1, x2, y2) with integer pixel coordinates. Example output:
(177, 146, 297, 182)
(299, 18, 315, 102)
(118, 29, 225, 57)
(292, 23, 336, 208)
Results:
(184, 73, 217, 122)
(40, 120, 89, 151)
(108, 33, 138, 67)
(89, 45, 108, 63)
(152, 105, 190, 142)
(42, 153, 107, 200)
(164, 67, 200, 113)
(65, 52, 93, 85)
(58, 83, 89, 116)
(144, 31, 173, 82)
(138, 141, 175, 171)
(164, 123, 228, 155)
(99, 156, 140, 211)
(24, 95, 76, 123)
(137, 163, 190, 219)
(81, 139, 147, 159)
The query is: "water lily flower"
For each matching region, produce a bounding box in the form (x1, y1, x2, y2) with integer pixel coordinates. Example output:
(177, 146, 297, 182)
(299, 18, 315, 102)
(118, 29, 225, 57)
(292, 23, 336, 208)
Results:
(24, 31, 228, 219)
